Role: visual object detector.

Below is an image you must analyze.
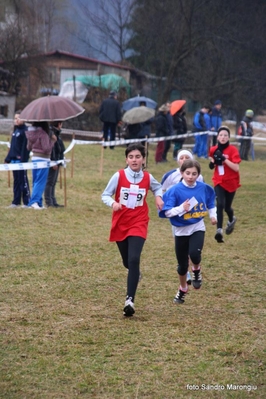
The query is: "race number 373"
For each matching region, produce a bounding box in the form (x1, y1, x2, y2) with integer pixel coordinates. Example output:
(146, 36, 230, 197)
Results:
(120, 186, 146, 208)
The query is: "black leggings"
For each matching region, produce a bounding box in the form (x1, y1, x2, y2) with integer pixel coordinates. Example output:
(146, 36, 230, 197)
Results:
(215, 185, 236, 229)
(116, 236, 145, 301)
(175, 231, 205, 276)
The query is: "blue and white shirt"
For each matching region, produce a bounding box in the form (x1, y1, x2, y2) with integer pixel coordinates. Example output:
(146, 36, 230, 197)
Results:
(159, 180, 216, 236)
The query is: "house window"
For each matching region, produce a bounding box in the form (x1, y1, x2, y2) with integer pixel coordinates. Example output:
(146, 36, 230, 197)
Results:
(0, 105, 8, 117)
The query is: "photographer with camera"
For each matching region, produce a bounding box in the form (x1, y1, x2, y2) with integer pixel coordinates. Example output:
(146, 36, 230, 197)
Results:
(209, 126, 241, 243)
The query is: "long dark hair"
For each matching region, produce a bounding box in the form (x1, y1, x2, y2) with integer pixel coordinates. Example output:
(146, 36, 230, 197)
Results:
(32, 121, 50, 134)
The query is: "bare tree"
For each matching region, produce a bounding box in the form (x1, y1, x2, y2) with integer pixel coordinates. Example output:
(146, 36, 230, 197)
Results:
(73, 0, 136, 62)
(22, 0, 70, 52)
(0, 0, 69, 54)
(0, 0, 70, 93)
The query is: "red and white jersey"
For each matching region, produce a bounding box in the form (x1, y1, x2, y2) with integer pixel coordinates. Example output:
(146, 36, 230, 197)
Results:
(110, 169, 150, 241)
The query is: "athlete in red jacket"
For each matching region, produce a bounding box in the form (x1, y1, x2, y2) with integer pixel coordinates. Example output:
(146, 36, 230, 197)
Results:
(209, 126, 241, 243)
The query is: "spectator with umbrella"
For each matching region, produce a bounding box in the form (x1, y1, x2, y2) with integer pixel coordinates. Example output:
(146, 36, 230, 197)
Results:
(138, 101, 153, 143)
(122, 106, 155, 167)
(170, 100, 187, 159)
(122, 106, 155, 145)
(19, 95, 85, 209)
(26, 122, 57, 209)
(138, 101, 154, 166)
(122, 95, 157, 111)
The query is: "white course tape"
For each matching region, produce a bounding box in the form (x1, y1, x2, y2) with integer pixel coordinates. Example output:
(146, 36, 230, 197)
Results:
(2, 130, 266, 156)
(61, 131, 266, 153)
(0, 160, 67, 172)
(0, 141, 10, 147)
(99, 131, 266, 147)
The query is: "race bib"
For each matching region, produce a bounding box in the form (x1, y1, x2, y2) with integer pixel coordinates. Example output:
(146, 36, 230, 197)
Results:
(120, 185, 146, 208)
(218, 165, 224, 175)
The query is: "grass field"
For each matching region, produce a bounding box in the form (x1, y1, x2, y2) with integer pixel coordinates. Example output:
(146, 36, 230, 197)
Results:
(0, 140, 265, 399)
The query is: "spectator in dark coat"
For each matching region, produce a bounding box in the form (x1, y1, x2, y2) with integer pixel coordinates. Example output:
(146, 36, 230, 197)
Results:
(162, 102, 173, 162)
(172, 106, 187, 159)
(5, 111, 30, 207)
(45, 121, 65, 207)
(155, 104, 169, 163)
(239, 109, 254, 161)
(125, 123, 141, 143)
(99, 91, 122, 149)
(138, 119, 153, 140)
(210, 100, 223, 146)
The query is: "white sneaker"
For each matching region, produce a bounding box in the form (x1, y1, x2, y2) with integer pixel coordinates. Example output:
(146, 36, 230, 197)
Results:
(8, 204, 20, 208)
(30, 202, 43, 210)
(123, 297, 135, 317)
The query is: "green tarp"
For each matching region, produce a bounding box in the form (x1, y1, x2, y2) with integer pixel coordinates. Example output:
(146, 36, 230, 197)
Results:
(66, 74, 130, 94)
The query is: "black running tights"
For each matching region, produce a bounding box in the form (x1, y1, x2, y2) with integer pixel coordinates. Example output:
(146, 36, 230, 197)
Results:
(215, 185, 236, 229)
(175, 231, 205, 276)
(116, 236, 145, 301)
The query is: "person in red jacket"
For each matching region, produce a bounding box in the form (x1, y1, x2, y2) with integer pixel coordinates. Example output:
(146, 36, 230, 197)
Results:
(209, 126, 241, 243)
(102, 143, 163, 317)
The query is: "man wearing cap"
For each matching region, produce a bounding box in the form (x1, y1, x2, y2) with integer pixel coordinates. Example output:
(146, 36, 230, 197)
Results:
(239, 109, 254, 161)
(99, 91, 122, 149)
(210, 100, 222, 146)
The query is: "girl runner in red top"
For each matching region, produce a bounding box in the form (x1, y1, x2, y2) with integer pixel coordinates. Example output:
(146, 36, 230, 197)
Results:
(102, 143, 163, 317)
(209, 126, 241, 243)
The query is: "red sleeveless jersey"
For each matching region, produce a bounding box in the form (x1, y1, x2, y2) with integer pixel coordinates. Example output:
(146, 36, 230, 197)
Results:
(109, 169, 150, 241)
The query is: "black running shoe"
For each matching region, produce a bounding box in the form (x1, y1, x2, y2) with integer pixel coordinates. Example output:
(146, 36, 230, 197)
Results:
(173, 288, 187, 304)
(192, 268, 202, 289)
(225, 216, 237, 235)
(215, 228, 224, 243)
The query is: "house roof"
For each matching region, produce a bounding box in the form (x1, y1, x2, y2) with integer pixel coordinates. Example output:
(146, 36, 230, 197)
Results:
(0, 49, 151, 79)
(42, 50, 136, 72)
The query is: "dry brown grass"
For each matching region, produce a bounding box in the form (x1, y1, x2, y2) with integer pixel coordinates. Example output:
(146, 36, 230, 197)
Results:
(0, 141, 265, 398)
